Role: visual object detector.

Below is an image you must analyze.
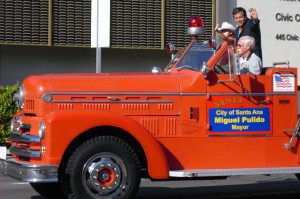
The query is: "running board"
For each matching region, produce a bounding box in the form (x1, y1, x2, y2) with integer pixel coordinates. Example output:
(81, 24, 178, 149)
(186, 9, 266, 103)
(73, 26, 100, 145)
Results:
(169, 167, 300, 178)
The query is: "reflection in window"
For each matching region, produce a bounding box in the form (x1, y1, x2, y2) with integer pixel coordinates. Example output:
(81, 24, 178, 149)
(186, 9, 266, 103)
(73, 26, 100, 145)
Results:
(176, 41, 214, 71)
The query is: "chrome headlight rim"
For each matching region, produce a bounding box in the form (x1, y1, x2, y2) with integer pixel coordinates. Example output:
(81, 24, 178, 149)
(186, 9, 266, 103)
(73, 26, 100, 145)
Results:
(10, 118, 15, 133)
(13, 86, 25, 110)
(38, 121, 46, 139)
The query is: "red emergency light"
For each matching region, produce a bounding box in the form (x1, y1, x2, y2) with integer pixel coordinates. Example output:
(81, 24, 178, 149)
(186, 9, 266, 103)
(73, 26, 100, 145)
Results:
(166, 42, 175, 54)
(209, 37, 217, 49)
(187, 16, 205, 36)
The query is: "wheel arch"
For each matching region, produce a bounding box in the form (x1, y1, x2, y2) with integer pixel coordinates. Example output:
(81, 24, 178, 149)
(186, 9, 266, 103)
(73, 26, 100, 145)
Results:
(51, 111, 169, 180)
(60, 126, 148, 177)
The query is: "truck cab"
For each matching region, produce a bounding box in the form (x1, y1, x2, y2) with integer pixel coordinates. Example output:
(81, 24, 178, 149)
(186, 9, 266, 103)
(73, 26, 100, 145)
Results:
(1, 16, 300, 199)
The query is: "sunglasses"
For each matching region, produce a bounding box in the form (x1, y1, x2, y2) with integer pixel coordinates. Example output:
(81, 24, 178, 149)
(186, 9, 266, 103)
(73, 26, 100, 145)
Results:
(237, 43, 246, 47)
(220, 29, 233, 33)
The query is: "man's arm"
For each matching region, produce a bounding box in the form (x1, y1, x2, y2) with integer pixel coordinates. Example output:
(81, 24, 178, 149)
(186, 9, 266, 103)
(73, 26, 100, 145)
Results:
(249, 8, 259, 23)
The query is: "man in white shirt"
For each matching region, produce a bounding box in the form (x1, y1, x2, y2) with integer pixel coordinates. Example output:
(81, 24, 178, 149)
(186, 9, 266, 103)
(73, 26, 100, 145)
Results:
(237, 36, 262, 75)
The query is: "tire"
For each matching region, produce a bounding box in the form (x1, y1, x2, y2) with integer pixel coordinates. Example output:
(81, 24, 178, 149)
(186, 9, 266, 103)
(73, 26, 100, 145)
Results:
(30, 182, 65, 199)
(61, 136, 141, 199)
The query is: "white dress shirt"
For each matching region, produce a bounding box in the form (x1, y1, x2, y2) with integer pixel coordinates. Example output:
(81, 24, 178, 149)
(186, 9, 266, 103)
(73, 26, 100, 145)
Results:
(239, 52, 262, 75)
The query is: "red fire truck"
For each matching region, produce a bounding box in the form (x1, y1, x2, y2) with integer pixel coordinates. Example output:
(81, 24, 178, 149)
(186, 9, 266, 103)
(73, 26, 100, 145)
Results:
(1, 16, 300, 199)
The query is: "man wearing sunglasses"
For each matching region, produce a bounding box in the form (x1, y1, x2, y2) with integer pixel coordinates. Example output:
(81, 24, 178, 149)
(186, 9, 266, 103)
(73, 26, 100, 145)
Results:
(237, 36, 262, 75)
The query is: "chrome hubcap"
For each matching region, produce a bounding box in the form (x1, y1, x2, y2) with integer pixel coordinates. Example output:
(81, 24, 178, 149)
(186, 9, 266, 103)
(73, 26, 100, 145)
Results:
(82, 154, 126, 198)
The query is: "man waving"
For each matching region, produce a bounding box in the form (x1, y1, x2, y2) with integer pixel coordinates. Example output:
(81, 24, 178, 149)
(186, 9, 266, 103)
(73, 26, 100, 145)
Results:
(232, 7, 262, 61)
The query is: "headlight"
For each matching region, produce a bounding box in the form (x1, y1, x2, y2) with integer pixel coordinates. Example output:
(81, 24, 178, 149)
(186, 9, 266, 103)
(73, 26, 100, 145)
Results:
(13, 86, 25, 110)
(38, 121, 46, 139)
(10, 118, 15, 132)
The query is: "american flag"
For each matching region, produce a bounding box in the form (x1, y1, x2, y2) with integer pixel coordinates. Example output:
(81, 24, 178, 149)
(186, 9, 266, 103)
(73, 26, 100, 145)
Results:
(275, 75, 293, 88)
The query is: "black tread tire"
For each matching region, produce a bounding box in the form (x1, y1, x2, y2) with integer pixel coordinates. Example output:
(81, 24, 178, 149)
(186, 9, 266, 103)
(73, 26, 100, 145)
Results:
(30, 182, 64, 199)
(61, 136, 141, 199)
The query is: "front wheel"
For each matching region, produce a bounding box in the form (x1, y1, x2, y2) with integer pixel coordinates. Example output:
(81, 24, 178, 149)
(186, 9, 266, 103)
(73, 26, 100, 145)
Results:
(61, 136, 141, 199)
(30, 182, 64, 199)
(296, 174, 300, 181)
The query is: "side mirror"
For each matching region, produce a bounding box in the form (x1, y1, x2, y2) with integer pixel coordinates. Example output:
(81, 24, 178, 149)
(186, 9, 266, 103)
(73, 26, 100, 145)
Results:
(166, 42, 176, 60)
(209, 37, 218, 50)
(200, 62, 210, 78)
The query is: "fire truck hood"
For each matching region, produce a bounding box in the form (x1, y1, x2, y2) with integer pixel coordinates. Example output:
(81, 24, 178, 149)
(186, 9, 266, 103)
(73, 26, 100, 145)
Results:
(22, 72, 185, 98)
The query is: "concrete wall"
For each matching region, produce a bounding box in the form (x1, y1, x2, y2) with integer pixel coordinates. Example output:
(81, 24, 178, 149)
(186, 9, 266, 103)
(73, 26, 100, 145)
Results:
(0, 45, 170, 86)
(215, 0, 236, 27)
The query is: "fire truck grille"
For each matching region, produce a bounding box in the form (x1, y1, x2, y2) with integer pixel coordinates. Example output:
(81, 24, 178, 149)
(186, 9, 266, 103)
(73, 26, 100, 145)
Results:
(25, 99, 35, 111)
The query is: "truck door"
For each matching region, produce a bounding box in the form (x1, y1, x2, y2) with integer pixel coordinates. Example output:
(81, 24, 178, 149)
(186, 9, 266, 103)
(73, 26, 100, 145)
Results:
(207, 47, 273, 136)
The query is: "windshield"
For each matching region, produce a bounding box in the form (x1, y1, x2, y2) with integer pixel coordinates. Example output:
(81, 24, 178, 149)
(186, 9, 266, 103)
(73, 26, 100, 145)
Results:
(165, 40, 214, 71)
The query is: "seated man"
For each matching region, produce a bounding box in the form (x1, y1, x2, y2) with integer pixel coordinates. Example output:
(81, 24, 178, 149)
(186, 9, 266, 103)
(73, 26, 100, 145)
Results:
(237, 36, 262, 75)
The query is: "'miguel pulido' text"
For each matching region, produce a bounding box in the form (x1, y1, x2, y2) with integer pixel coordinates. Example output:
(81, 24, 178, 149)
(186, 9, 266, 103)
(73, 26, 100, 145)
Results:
(214, 109, 265, 131)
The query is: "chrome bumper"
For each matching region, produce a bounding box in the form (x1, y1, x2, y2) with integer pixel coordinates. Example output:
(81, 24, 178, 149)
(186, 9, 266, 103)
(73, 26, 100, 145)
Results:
(0, 157, 58, 182)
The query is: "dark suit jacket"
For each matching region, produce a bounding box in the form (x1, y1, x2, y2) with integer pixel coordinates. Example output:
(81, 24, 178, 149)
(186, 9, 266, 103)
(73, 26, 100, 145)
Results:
(234, 18, 262, 61)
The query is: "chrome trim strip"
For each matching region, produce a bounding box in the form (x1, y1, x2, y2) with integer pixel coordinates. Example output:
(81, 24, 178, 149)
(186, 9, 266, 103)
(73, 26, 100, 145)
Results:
(42, 91, 296, 103)
(52, 100, 174, 103)
(181, 93, 207, 96)
(0, 157, 58, 182)
(209, 92, 296, 96)
(43, 91, 295, 97)
(9, 133, 40, 143)
(19, 123, 31, 129)
(169, 167, 300, 177)
(43, 91, 184, 96)
(50, 93, 296, 103)
(9, 146, 40, 158)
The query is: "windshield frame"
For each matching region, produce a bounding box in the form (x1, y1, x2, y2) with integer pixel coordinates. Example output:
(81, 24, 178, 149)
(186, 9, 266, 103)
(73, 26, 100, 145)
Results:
(165, 38, 214, 72)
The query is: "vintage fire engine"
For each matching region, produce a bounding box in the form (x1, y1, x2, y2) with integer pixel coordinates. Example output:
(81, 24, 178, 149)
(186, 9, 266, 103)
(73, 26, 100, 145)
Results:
(1, 16, 300, 199)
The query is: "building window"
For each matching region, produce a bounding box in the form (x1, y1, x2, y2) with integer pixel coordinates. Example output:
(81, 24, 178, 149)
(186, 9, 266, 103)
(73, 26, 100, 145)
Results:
(110, 0, 213, 49)
(0, 0, 213, 48)
(165, 0, 213, 48)
(52, 0, 91, 46)
(0, 0, 49, 45)
(110, 0, 162, 49)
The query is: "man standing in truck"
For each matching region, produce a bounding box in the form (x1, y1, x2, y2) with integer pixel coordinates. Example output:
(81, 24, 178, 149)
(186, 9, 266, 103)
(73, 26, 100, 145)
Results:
(233, 7, 262, 61)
